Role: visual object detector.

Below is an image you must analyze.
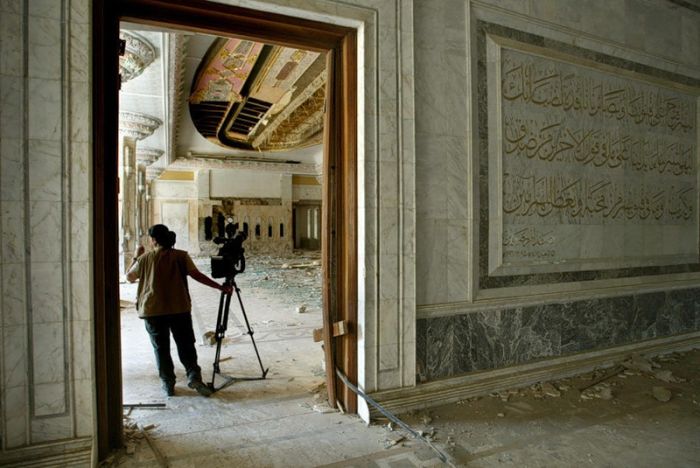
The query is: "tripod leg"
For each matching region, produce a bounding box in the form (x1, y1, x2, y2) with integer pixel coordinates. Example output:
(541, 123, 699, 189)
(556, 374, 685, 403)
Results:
(210, 289, 231, 387)
(232, 281, 269, 379)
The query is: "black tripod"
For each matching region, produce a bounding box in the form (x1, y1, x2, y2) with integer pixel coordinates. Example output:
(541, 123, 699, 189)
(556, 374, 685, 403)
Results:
(209, 275, 269, 392)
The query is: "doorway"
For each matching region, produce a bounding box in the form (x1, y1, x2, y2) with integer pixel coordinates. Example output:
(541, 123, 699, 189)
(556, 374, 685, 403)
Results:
(93, 0, 357, 459)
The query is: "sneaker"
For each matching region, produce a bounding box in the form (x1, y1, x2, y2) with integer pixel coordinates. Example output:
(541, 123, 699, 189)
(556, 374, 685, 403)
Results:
(188, 380, 213, 397)
(162, 381, 175, 397)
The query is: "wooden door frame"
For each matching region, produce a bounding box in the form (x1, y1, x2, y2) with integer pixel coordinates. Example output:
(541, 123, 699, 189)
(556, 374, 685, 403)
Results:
(93, 0, 357, 459)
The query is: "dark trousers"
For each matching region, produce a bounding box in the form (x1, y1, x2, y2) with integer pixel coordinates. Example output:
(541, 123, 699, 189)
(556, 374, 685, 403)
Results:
(144, 313, 202, 385)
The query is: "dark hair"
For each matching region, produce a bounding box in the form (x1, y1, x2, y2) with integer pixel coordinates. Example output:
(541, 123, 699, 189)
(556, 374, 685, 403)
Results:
(148, 224, 176, 249)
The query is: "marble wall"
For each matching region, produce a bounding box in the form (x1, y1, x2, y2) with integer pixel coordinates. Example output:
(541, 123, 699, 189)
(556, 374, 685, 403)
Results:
(0, 0, 93, 460)
(415, 0, 700, 382)
(417, 288, 700, 380)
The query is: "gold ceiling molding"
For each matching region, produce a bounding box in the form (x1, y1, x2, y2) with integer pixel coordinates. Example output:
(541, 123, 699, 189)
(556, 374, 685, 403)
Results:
(119, 111, 163, 141)
(119, 31, 156, 83)
(253, 71, 327, 150)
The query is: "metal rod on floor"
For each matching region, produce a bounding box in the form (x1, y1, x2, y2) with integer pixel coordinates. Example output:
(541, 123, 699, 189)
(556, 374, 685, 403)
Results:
(335, 368, 452, 465)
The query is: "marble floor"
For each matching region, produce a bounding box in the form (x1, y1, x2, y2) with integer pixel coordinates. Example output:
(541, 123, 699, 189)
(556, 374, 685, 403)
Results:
(114, 253, 700, 467)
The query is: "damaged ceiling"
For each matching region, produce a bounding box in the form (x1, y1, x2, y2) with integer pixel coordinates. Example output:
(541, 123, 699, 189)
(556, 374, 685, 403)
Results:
(118, 26, 327, 174)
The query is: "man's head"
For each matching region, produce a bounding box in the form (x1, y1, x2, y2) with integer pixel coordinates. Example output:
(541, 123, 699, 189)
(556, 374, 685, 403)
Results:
(148, 224, 176, 248)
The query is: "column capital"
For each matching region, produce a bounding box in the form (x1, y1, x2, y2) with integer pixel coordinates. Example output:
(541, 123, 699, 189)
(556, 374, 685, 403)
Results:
(119, 31, 156, 83)
(119, 111, 162, 141)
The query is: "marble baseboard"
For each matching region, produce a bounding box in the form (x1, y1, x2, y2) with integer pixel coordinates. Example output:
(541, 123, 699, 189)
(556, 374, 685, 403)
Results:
(376, 331, 700, 417)
(417, 288, 700, 381)
(0, 436, 92, 467)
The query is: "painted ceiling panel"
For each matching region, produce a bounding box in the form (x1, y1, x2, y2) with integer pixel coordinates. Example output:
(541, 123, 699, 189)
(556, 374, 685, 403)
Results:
(188, 36, 326, 152)
(190, 39, 264, 104)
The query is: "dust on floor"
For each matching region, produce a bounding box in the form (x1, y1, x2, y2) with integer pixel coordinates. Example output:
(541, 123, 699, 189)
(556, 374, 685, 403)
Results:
(114, 252, 699, 467)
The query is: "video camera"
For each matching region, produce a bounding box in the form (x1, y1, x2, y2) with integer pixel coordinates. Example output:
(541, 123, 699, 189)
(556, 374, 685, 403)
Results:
(210, 221, 247, 279)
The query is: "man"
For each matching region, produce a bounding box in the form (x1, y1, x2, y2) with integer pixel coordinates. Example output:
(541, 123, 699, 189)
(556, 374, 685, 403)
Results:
(126, 224, 232, 397)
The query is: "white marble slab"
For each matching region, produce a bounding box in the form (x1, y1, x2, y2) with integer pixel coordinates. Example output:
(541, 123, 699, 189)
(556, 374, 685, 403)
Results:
(3, 384, 28, 448)
(32, 321, 66, 385)
(28, 15, 62, 80)
(1, 137, 23, 201)
(28, 139, 62, 202)
(2, 262, 27, 326)
(27, 78, 61, 141)
(33, 382, 66, 416)
(30, 262, 64, 324)
(0, 9, 22, 76)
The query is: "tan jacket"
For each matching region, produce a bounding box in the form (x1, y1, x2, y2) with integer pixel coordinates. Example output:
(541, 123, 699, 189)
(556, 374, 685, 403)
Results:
(134, 247, 197, 318)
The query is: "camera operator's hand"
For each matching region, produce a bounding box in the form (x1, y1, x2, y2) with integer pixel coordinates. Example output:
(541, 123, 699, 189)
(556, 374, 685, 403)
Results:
(220, 283, 233, 295)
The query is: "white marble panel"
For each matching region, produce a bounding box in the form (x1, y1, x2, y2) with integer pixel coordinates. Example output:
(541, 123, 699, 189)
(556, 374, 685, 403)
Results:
(71, 261, 90, 321)
(70, 80, 89, 143)
(71, 319, 91, 380)
(153, 180, 197, 199)
(69, 21, 89, 83)
(681, 14, 700, 69)
(70, 201, 90, 262)
(3, 384, 28, 448)
(30, 201, 62, 263)
(1, 137, 23, 201)
(1, 201, 26, 263)
(414, 0, 467, 52)
(2, 262, 26, 326)
(446, 135, 469, 221)
(70, 0, 89, 24)
(28, 139, 62, 201)
(378, 205, 400, 261)
(33, 382, 66, 416)
(28, 78, 61, 141)
(414, 52, 469, 138)
(1, 75, 22, 139)
(32, 322, 65, 385)
(28, 15, 62, 80)
(378, 161, 400, 208)
(415, 134, 447, 218)
(70, 141, 90, 203)
(28, 0, 61, 19)
(31, 413, 71, 443)
(0, 0, 21, 14)
(3, 324, 28, 387)
(416, 219, 448, 305)
(30, 262, 64, 324)
(74, 378, 94, 437)
(447, 220, 469, 302)
(0, 9, 22, 76)
(622, 1, 682, 61)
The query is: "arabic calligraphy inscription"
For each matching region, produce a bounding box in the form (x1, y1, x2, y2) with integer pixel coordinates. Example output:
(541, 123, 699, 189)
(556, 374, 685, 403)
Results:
(488, 37, 699, 275)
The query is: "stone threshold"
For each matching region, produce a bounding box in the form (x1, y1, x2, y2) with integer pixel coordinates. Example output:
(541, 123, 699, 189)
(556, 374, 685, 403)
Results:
(0, 436, 92, 467)
(368, 331, 700, 417)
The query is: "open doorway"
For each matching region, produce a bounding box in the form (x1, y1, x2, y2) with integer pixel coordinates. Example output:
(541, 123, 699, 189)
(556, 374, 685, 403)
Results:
(117, 22, 328, 401)
(94, 0, 357, 459)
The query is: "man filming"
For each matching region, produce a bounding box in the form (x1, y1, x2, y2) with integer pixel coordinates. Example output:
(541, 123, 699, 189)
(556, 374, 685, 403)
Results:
(126, 224, 232, 397)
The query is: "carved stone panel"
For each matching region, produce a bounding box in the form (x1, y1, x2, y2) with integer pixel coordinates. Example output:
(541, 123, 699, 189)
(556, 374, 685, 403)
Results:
(487, 35, 699, 275)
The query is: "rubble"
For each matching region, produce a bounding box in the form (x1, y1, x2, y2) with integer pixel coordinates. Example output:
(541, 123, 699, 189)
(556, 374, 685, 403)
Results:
(652, 386, 672, 402)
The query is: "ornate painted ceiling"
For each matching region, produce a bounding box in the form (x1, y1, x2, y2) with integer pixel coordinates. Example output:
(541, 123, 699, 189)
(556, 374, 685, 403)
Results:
(118, 25, 327, 175)
(189, 38, 326, 151)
